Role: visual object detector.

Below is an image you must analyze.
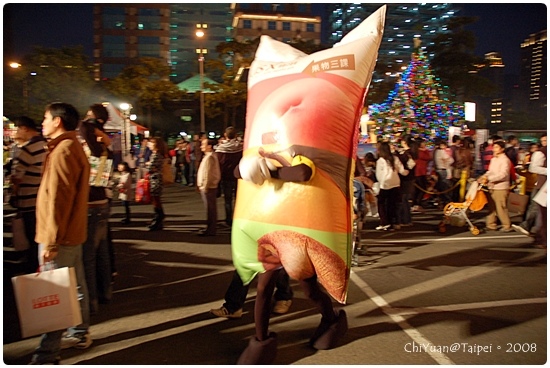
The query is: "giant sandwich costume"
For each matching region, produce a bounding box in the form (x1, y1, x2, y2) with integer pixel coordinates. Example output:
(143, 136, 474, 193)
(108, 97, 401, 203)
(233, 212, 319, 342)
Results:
(232, 6, 386, 364)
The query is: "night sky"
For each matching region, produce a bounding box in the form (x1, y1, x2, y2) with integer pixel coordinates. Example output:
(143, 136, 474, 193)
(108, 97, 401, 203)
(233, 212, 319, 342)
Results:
(4, 3, 548, 75)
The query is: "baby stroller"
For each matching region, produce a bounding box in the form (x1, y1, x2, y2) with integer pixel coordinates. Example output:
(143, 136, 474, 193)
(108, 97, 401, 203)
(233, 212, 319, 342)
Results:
(438, 181, 487, 235)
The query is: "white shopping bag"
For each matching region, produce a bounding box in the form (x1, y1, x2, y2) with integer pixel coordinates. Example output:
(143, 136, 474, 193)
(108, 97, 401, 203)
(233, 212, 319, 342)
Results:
(533, 182, 547, 208)
(11, 267, 82, 338)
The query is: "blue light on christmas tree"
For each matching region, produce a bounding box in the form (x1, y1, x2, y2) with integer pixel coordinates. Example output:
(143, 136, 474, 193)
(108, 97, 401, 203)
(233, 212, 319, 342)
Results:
(369, 39, 465, 143)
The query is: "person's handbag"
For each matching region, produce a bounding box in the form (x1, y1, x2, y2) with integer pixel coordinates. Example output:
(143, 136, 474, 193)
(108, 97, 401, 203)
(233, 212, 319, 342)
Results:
(11, 267, 82, 338)
(507, 192, 529, 215)
(12, 214, 30, 251)
(135, 174, 151, 204)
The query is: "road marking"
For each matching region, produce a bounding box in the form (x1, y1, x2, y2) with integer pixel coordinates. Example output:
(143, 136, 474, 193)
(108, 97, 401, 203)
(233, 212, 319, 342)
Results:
(350, 271, 455, 365)
(388, 297, 547, 316)
(363, 234, 529, 244)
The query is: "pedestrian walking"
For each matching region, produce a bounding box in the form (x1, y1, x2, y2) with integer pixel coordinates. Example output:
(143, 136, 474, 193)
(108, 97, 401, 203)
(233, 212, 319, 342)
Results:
(375, 141, 409, 231)
(210, 269, 293, 319)
(146, 136, 168, 231)
(30, 102, 92, 364)
(197, 138, 221, 236)
(9, 116, 47, 274)
(214, 126, 243, 227)
(477, 140, 513, 232)
(117, 161, 133, 224)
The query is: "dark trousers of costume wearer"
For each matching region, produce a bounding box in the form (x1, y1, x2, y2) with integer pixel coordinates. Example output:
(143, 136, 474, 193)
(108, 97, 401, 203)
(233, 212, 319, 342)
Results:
(378, 187, 400, 227)
(414, 175, 428, 207)
(83, 203, 112, 314)
(201, 188, 218, 235)
(221, 179, 237, 226)
(254, 270, 335, 340)
(223, 269, 293, 313)
(21, 210, 39, 274)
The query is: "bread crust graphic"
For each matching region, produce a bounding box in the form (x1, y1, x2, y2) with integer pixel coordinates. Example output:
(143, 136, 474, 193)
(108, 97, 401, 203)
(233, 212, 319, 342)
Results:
(257, 230, 348, 303)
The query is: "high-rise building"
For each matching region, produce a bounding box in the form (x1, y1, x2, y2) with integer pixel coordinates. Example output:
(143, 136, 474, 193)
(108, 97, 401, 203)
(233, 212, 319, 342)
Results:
(232, 3, 321, 45)
(93, 4, 234, 83)
(519, 29, 547, 117)
(93, 4, 172, 81)
(326, 3, 459, 81)
(478, 52, 506, 125)
(170, 4, 234, 83)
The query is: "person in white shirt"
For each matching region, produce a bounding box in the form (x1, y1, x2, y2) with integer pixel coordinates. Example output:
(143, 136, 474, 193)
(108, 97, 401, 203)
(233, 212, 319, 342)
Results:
(197, 138, 221, 236)
(433, 139, 454, 207)
(375, 141, 409, 231)
(477, 140, 513, 232)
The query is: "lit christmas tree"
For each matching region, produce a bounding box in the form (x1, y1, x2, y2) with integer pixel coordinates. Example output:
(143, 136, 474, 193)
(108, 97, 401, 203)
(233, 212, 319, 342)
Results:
(368, 39, 464, 143)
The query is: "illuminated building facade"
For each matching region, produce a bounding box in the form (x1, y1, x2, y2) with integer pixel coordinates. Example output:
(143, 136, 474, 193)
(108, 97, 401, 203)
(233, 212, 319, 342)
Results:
(232, 3, 321, 44)
(519, 29, 547, 116)
(326, 3, 459, 81)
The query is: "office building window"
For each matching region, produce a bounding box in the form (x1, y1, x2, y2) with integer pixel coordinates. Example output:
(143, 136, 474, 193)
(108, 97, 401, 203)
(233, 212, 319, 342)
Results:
(306, 24, 314, 32)
(137, 8, 162, 30)
(282, 22, 291, 31)
(243, 20, 252, 29)
(102, 35, 125, 57)
(138, 36, 160, 57)
(102, 64, 125, 79)
(103, 9, 125, 30)
(268, 21, 276, 30)
(298, 4, 307, 13)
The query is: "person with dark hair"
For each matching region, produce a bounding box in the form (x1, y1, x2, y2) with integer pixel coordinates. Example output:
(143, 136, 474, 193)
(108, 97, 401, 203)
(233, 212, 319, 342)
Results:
(433, 138, 454, 207)
(375, 141, 409, 231)
(411, 138, 432, 213)
(71, 105, 115, 325)
(10, 116, 47, 274)
(197, 137, 221, 236)
(477, 140, 513, 232)
(214, 126, 243, 226)
(396, 135, 416, 227)
(116, 161, 133, 224)
(30, 102, 92, 364)
(146, 136, 168, 231)
(504, 135, 520, 167)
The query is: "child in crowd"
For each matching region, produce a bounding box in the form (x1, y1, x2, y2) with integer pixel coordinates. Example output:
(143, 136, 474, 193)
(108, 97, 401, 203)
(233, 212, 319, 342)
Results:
(117, 161, 133, 224)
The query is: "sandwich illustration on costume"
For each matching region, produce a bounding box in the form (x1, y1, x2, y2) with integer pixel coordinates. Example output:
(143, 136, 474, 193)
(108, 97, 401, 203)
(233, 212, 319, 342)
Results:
(232, 6, 386, 304)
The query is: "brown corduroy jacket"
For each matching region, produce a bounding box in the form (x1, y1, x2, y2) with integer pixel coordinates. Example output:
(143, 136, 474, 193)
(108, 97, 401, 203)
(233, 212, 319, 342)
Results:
(35, 131, 90, 250)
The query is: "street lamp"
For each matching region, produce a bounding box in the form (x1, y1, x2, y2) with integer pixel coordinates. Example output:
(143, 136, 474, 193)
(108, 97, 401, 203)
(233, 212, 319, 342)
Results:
(196, 24, 208, 132)
(119, 103, 132, 159)
(9, 62, 30, 114)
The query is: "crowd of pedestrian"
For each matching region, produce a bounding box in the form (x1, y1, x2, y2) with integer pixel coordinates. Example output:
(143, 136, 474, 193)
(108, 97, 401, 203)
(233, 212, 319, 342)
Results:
(351, 133, 546, 247)
(4, 102, 546, 364)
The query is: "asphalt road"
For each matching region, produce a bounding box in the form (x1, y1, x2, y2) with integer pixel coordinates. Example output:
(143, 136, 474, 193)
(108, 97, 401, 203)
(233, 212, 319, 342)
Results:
(3, 184, 547, 364)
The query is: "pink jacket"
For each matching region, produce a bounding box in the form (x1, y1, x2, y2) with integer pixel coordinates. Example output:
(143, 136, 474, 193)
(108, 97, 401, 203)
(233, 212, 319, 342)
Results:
(486, 153, 511, 190)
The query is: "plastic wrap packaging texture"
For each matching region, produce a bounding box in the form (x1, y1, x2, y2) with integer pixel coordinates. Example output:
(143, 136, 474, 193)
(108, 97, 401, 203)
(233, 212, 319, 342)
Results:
(232, 6, 386, 304)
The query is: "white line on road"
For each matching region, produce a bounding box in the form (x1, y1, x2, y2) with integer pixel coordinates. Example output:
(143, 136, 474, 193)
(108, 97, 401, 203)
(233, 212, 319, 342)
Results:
(364, 234, 529, 244)
(350, 271, 455, 365)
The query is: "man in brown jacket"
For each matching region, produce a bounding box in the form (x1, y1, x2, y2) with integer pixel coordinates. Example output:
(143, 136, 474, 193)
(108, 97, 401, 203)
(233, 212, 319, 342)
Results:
(30, 102, 91, 364)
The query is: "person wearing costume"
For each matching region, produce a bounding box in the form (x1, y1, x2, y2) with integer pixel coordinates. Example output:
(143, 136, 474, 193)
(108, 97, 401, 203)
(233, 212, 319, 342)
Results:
(230, 7, 386, 364)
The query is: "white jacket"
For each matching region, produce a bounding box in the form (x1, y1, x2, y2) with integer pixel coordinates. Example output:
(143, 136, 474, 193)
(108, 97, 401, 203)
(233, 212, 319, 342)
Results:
(376, 156, 409, 190)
